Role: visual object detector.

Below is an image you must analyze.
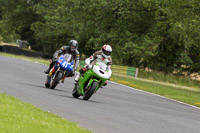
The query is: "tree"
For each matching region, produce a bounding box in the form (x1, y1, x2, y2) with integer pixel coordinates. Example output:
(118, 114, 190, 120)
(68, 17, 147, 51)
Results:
(1, 0, 200, 74)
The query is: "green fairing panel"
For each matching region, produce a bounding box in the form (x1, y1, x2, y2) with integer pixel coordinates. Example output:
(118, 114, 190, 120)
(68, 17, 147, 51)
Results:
(79, 69, 107, 95)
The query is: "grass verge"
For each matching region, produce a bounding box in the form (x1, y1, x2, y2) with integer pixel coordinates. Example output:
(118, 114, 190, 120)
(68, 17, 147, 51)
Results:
(138, 69, 200, 89)
(110, 75, 200, 108)
(0, 93, 92, 133)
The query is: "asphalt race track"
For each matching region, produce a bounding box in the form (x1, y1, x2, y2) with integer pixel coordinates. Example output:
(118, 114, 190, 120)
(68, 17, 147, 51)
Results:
(1, 56, 200, 133)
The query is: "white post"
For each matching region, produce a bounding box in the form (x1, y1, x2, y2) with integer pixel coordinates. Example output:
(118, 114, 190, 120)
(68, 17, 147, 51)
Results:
(135, 68, 139, 78)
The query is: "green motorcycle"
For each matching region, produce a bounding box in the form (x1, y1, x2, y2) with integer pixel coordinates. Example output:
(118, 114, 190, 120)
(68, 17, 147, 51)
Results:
(72, 61, 112, 100)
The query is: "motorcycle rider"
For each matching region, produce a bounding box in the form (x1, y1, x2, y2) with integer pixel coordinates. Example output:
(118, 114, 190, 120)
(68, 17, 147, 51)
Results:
(74, 44, 112, 86)
(44, 40, 80, 83)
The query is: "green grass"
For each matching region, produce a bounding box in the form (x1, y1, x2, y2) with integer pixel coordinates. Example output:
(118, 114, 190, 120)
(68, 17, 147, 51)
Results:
(110, 75, 200, 108)
(0, 93, 92, 133)
(138, 69, 200, 89)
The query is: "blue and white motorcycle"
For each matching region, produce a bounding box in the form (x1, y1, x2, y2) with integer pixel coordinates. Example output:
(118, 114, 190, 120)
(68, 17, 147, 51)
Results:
(45, 54, 74, 89)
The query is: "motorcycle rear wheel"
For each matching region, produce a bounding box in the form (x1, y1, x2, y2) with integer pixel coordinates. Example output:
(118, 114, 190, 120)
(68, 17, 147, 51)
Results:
(72, 84, 80, 98)
(45, 82, 50, 88)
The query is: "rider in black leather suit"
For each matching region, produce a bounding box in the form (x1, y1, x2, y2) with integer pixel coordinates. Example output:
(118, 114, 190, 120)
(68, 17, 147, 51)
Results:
(44, 40, 80, 77)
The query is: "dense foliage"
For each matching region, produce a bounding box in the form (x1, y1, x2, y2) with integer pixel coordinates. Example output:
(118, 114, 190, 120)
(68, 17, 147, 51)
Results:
(0, 0, 200, 74)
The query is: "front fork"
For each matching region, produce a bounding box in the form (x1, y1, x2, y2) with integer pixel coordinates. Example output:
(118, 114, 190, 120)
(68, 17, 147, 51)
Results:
(83, 78, 99, 94)
(46, 67, 62, 84)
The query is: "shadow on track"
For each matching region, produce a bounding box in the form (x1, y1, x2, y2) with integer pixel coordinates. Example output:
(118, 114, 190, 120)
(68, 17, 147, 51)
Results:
(53, 93, 103, 104)
(16, 82, 70, 92)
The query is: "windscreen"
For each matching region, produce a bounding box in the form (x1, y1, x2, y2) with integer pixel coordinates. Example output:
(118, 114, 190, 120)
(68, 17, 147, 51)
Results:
(63, 54, 73, 63)
(98, 62, 108, 71)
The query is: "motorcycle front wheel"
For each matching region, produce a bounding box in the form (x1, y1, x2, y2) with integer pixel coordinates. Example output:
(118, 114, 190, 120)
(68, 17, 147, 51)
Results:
(50, 72, 63, 89)
(83, 81, 98, 100)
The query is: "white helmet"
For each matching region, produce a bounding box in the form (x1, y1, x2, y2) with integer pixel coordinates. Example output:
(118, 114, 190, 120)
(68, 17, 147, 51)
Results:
(101, 44, 112, 58)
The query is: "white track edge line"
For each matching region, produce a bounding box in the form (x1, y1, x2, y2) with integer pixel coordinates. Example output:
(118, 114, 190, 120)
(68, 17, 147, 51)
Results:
(109, 81, 200, 110)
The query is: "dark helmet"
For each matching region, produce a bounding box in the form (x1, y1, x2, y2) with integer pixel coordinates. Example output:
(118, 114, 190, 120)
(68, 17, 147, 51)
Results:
(68, 40, 78, 52)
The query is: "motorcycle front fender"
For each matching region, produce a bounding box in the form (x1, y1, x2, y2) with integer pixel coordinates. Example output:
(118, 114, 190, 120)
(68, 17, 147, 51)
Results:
(52, 69, 64, 79)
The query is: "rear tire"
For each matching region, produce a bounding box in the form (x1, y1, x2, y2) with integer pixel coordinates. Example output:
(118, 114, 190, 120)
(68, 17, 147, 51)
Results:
(72, 85, 80, 98)
(45, 82, 50, 88)
(83, 81, 98, 100)
(50, 72, 63, 89)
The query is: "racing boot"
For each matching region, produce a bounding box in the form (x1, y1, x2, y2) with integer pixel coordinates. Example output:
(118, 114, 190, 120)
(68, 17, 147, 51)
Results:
(44, 60, 55, 74)
(44, 69, 50, 74)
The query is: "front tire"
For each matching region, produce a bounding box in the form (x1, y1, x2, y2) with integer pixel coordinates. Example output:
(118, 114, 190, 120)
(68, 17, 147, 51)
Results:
(83, 81, 98, 100)
(50, 72, 63, 89)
